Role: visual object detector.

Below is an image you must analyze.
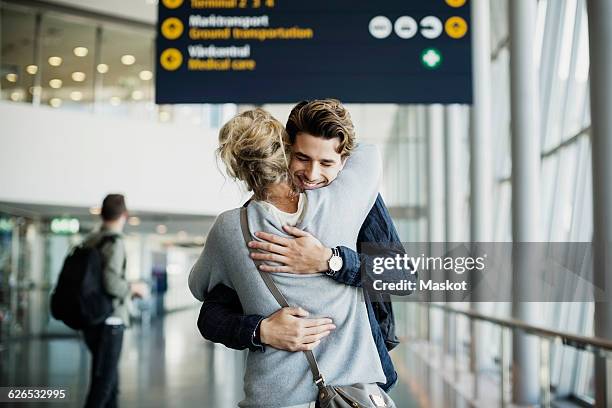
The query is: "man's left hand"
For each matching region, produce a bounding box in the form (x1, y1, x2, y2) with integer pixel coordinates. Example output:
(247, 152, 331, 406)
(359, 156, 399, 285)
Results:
(248, 226, 333, 274)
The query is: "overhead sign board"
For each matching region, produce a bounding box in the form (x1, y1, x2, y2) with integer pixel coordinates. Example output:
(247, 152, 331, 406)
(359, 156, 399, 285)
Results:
(156, 0, 472, 104)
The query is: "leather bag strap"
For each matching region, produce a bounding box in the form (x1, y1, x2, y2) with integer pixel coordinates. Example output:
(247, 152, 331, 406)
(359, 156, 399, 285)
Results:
(239, 207, 326, 387)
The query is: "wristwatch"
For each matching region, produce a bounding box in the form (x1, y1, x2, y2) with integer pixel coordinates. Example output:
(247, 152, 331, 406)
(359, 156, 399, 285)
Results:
(326, 247, 343, 277)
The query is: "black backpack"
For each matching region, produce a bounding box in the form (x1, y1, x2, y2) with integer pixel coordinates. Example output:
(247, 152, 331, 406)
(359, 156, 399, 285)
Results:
(50, 235, 117, 330)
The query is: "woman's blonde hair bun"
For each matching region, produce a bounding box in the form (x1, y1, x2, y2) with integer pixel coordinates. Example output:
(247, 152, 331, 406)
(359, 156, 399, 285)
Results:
(218, 108, 292, 200)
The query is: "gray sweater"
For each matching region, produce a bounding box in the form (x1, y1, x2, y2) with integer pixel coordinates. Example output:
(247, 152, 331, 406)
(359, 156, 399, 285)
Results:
(189, 144, 385, 407)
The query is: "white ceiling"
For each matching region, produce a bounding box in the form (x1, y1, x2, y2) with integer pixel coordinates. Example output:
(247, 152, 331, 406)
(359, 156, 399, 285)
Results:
(43, 0, 158, 25)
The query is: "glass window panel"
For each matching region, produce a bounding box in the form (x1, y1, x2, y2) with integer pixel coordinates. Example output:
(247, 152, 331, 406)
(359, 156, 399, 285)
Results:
(549, 144, 579, 241)
(573, 302, 594, 399)
(581, 86, 591, 130)
(39, 13, 96, 111)
(566, 3, 589, 137)
(493, 181, 511, 241)
(539, 0, 564, 152)
(534, 0, 548, 69)
(570, 137, 593, 242)
(97, 24, 154, 119)
(540, 155, 559, 238)
(557, 0, 578, 81)
(568, 136, 585, 240)
(0, 4, 37, 104)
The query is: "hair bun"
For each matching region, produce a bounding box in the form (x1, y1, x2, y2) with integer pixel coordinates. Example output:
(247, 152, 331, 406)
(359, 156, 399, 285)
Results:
(217, 109, 292, 200)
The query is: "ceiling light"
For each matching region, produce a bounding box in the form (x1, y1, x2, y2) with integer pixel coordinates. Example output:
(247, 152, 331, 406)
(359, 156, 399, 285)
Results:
(71, 71, 86, 82)
(110, 96, 121, 106)
(48, 56, 62, 67)
(128, 216, 141, 226)
(73, 46, 88, 57)
(70, 91, 83, 101)
(131, 90, 143, 100)
(97, 63, 109, 74)
(6, 73, 18, 82)
(26, 65, 38, 75)
(49, 98, 62, 108)
(49, 79, 63, 89)
(156, 224, 167, 234)
(121, 55, 136, 66)
(159, 111, 170, 122)
(10, 91, 23, 101)
(139, 70, 153, 81)
(89, 207, 101, 215)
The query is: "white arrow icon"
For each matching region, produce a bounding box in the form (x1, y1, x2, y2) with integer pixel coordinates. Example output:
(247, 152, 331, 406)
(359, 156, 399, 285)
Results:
(420, 16, 443, 39)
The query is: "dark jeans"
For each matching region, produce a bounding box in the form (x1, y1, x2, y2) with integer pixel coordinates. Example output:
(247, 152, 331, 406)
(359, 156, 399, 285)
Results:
(83, 323, 125, 408)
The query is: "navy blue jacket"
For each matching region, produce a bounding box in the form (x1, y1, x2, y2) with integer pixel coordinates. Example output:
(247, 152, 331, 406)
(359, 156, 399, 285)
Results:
(197, 194, 415, 391)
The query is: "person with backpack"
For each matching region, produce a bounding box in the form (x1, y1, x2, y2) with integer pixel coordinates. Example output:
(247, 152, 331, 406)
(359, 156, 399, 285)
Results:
(57, 194, 147, 408)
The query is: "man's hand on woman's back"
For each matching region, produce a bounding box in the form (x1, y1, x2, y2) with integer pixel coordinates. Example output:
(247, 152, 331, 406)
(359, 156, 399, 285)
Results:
(248, 226, 332, 274)
(259, 307, 336, 352)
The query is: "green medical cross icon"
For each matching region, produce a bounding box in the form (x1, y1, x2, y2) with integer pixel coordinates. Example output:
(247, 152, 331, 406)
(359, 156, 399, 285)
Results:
(421, 48, 443, 69)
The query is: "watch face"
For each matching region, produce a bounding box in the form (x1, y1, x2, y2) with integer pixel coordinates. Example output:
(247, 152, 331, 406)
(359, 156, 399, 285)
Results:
(329, 256, 343, 272)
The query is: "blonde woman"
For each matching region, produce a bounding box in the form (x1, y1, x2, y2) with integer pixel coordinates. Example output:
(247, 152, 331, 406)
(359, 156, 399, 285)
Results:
(189, 108, 386, 407)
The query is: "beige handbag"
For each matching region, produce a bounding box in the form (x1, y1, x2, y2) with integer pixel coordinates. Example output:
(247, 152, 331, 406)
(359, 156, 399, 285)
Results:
(240, 208, 396, 408)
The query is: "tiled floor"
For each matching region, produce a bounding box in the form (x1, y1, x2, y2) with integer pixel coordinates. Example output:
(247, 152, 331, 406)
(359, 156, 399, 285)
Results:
(2, 308, 244, 407)
(1, 308, 467, 408)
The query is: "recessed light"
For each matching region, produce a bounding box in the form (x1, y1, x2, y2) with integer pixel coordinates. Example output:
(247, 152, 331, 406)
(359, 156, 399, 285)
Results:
(97, 63, 109, 74)
(10, 91, 22, 101)
(156, 224, 167, 234)
(70, 91, 83, 101)
(131, 90, 143, 100)
(121, 55, 136, 65)
(26, 65, 38, 75)
(139, 70, 153, 80)
(49, 98, 62, 108)
(49, 79, 63, 89)
(73, 46, 88, 57)
(6, 73, 18, 82)
(110, 96, 121, 106)
(48, 56, 62, 67)
(71, 71, 86, 82)
(159, 111, 171, 122)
